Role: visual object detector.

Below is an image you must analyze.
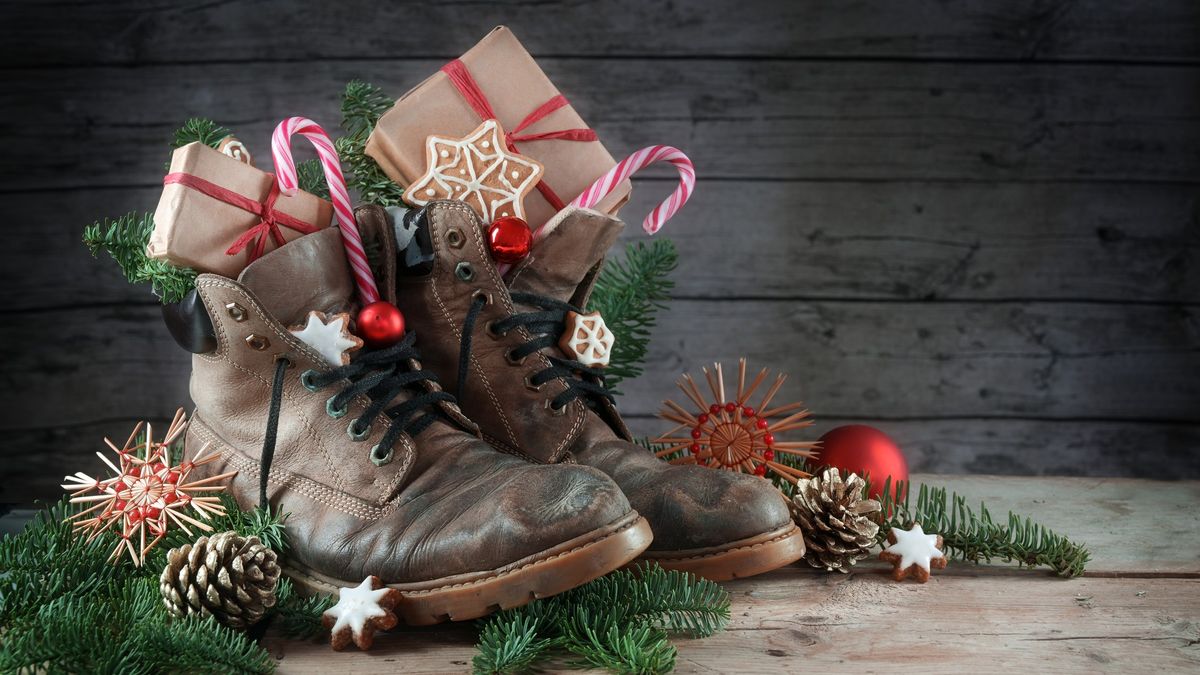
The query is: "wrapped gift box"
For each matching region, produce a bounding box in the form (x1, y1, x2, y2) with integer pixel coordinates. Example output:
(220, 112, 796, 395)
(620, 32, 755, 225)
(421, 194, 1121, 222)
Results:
(148, 142, 333, 278)
(365, 26, 630, 229)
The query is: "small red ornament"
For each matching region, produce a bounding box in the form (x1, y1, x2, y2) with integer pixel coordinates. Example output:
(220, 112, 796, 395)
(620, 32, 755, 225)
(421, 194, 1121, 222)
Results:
(487, 216, 533, 264)
(356, 301, 406, 349)
(816, 425, 909, 500)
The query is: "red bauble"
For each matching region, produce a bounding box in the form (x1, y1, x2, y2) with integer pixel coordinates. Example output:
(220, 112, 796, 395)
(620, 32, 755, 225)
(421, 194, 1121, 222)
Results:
(356, 301, 406, 349)
(816, 425, 909, 500)
(487, 216, 533, 263)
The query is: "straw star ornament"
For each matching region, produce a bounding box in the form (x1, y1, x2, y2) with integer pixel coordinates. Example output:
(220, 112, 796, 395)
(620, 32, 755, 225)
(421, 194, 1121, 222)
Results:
(655, 359, 819, 483)
(61, 408, 236, 566)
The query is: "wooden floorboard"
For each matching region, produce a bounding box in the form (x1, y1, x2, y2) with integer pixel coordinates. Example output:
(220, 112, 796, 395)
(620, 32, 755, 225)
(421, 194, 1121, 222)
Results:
(3, 1, 1196, 64)
(260, 475, 1200, 674)
(3, 60, 1199, 190)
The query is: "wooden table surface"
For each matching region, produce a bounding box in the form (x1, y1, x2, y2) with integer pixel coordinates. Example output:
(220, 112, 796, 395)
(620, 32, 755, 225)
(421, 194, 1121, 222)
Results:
(261, 474, 1200, 673)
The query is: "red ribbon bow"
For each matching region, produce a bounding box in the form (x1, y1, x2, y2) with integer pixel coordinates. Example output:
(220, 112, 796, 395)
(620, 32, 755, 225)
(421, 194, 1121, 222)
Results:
(441, 58, 598, 211)
(163, 172, 321, 263)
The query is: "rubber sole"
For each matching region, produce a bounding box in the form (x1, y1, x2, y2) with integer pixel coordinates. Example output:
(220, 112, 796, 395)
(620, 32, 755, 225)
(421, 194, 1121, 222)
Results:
(284, 511, 653, 625)
(637, 523, 806, 581)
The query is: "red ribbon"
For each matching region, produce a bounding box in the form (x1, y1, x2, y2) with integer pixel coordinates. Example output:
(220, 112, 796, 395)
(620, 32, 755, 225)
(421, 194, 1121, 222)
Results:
(163, 172, 321, 263)
(441, 58, 598, 211)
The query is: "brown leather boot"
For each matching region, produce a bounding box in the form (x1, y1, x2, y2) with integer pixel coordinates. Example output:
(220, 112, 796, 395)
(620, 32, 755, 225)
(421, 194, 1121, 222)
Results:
(184, 226, 652, 625)
(378, 201, 805, 580)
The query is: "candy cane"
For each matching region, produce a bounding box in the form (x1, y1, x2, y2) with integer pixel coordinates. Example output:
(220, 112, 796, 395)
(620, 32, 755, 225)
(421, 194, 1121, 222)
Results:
(570, 146, 695, 235)
(271, 117, 379, 305)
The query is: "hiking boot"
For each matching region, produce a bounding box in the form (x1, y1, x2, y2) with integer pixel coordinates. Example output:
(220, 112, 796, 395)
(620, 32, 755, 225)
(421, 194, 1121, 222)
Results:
(376, 201, 804, 581)
(183, 226, 652, 625)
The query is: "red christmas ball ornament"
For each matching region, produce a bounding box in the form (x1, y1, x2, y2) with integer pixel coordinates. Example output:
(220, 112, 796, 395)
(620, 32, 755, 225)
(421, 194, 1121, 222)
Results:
(356, 301, 406, 349)
(816, 425, 909, 500)
(487, 216, 533, 264)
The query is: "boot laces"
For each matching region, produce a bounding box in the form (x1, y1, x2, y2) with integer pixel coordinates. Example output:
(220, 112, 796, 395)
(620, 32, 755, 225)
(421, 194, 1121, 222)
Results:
(258, 332, 454, 508)
(458, 291, 615, 412)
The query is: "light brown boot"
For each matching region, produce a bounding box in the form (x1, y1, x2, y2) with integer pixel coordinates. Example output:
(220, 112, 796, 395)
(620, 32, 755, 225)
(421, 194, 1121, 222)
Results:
(378, 201, 804, 581)
(185, 226, 652, 625)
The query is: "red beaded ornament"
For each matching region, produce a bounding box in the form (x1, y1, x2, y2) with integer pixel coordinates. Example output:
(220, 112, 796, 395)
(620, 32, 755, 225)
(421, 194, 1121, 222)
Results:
(487, 216, 533, 264)
(356, 301, 406, 349)
(654, 358, 819, 484)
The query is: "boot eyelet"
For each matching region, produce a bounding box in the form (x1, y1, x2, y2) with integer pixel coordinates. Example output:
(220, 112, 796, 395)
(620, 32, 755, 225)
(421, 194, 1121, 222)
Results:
(446, 228, 465, 249)
(506, 349, 528, 366)
(326, 396, 349, 419)
(245, 334, 270, 351)
(225, 302, 247, 322)
(544, 399, 567, 416)
(300, 369, 320, 392)
(274, 354, 295, 369)
(485, 321, 506, 339)
(455, 261, 475, 282)
(370, 444, 394, 466)
(524, 374, 544, 391)
(471, 289, 493, 305)
(348, 419, 371, 441)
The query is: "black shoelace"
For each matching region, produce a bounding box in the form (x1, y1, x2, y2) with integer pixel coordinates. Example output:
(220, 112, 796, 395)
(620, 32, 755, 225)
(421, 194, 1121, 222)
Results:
(457, 291, 615, 413)
(258, 332, 454, 508)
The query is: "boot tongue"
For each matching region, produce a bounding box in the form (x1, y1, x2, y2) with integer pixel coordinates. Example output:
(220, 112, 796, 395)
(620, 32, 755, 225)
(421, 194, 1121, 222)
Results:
(507, 207, 625, 307)
(238, 227, 355, 326)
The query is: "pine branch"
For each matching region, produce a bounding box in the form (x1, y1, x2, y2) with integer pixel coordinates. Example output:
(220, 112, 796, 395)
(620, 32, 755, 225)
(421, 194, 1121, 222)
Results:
(172, 118, 232, 149)
(296, 159, 330, 200)
(472, 565, 727, 674)
(338, 80, 406, 207)
(273, 577, 335, 640)
(83, 211, 196, 304)
(588, 239, 678, 391)
(877, 478, 1091, 578)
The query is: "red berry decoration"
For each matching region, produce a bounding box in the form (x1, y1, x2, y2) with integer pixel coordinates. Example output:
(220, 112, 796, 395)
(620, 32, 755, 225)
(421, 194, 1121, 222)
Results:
(816, 425, 909, 500)
(487, 216, 533, 264)
(356, 301, 406, 349)
(654, 359, 819, 484)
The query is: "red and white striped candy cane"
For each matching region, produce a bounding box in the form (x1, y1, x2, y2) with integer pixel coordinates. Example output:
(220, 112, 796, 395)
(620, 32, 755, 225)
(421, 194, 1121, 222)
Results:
(570, 145, 695, 235)
(271, 117, 379, 305)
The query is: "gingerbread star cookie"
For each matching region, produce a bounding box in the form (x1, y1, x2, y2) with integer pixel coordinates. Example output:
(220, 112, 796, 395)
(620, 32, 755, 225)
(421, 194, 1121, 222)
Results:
(321, 576, 402, 651)
(289, 311, 363, 367)
(879, 523, 947, 583)
(401, 119, 544, 223)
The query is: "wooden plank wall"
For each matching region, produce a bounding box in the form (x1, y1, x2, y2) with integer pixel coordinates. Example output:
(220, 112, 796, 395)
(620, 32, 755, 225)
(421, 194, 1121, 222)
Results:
(1, 1, 1197, 505)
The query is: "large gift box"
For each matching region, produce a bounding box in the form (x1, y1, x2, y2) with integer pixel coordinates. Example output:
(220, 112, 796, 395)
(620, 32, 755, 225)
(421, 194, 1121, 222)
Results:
(365, 26, 630, 228)
(147, 142, 333, 278)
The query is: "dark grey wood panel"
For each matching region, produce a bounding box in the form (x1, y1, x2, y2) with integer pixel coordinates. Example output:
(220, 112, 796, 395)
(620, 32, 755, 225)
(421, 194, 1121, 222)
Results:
(621, 416, 1200, 479)
(7, 180, 1197, 312)
(3, 60, 1199, 191)
(3, 1, 1196, 65)
(2, 300, 1194, 433)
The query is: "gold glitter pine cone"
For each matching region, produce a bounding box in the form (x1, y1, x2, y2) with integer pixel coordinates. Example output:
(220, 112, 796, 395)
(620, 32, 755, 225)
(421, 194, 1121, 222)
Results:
(159, 530, 281, 629)
(790, 468, 882, 573)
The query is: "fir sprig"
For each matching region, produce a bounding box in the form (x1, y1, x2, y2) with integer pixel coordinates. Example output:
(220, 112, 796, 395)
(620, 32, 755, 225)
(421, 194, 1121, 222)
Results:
(338, 80, 405, 206)
(83, 212, 197, 304)
(472, 564, 729, 674)
(589, 239, 678, 391)
(273, 577, 335, 640)
(878, 478, 1091, 578)
(172, 118, 232, 149)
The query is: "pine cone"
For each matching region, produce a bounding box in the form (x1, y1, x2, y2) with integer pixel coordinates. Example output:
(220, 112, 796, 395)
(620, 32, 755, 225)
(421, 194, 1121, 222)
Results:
(159, 530, 281, 629)
(790, 468, 882, 573)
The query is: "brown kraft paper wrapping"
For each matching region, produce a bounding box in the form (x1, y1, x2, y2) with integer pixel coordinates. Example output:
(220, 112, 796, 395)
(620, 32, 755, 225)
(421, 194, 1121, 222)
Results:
(147, 142, 333, 278)
(365, 25, 631, 229)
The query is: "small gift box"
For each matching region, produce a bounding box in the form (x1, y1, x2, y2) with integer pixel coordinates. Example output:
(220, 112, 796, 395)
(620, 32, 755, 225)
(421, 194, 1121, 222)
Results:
(365, 26, 631, 229)
(147, 142, 333, 278)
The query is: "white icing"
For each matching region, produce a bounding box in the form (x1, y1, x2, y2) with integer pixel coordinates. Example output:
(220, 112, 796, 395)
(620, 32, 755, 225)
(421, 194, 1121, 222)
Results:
(324, 578, 393, 643)
(882, 523, 945, 573)
(404, 119, 543, 221)
(290, 312, 360, 367)
(562, 312, 615, 367)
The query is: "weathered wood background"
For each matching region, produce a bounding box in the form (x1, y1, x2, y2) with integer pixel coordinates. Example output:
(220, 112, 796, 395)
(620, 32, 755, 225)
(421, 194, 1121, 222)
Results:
(1, 1, 1197, 505)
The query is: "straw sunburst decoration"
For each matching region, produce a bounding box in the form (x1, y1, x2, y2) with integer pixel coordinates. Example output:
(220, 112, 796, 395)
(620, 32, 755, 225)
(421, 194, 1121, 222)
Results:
(61, 408, 236, 566)
(654, 359, 819, 484)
